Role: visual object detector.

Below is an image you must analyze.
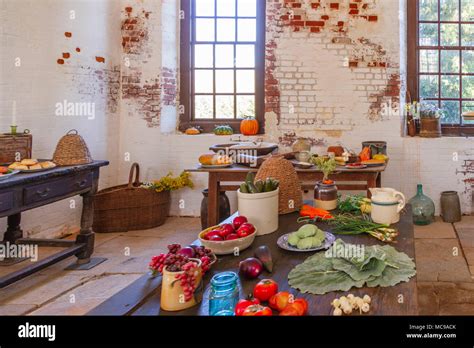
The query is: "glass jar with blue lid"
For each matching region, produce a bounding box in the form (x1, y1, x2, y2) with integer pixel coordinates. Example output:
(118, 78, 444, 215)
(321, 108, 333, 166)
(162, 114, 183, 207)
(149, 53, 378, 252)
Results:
(208, 271, 239, 316)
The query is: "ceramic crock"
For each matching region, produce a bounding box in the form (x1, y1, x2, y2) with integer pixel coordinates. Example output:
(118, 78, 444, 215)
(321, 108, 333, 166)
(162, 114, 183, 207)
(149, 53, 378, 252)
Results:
(370, 188, 406, 225)
(160, 258, 203, 312)
(314, 181, 338, 211)
(237, 188, 279, 236)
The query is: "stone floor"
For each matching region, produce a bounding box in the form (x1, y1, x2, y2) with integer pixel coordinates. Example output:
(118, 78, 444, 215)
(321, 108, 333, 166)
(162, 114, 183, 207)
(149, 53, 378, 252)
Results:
(0, 216, 473, 315)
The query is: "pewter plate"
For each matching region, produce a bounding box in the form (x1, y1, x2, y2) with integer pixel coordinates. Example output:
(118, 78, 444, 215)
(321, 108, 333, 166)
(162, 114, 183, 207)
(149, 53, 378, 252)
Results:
(277, 231, 336, 252)
(0, 169, 20, 180)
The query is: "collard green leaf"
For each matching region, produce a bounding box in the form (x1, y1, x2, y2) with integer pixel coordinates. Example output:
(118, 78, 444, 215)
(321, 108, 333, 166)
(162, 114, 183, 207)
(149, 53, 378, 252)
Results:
(288, 252, 365, 294)
(288, 239, 417, 295)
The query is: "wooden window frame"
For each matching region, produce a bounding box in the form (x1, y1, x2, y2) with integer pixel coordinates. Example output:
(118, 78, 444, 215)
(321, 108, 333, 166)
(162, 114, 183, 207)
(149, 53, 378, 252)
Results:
(179, 0, 266, 133)
(407, 0, 474, 136)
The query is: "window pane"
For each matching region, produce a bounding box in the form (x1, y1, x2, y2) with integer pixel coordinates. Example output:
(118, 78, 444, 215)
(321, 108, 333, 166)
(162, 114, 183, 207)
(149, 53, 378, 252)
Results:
(440, 0, 459, 21)
(441, 101, 460, 123)
(238, 0, 257, 17)
(462, 0, 474, 21)
(420, 75, 439, 98)
(420, 50, 438, 73)
(462, 76, 474, 97)
(196, 19, 215, 41)
(195, 95, 213, 119)
(419, 23, 438, 46)
(461, 24, 474, 46)
(216, 70, 234, 93)
(217, 19, 236, 41)
(441, 50, 460, 72)
(216, 95, 235, 119)
(238, 19, 257, 41)
(217, 0, 236, 16)
(462, 101, 474, 124)
(420, 0, 439, 21)
(462, 50, 474, 73)
(195, 70, 213, 93)
(215, 44, 234, 67)
(441, 24, 459, 46)
(236, 70, 255, 93)
(196, 0, 215, 16)
(236, 44, 255, 67)
(441, 75, 460, 98)
(237, 95, 255, 118)
(195, 44, 213, 68)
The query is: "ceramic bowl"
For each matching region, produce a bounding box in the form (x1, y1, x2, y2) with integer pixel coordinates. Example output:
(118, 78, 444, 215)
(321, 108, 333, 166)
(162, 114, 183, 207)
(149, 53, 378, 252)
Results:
(198, 226, 257, 255)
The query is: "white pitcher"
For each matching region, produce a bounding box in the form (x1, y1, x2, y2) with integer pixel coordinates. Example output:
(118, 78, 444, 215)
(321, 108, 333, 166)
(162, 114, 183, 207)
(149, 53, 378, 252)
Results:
(370, 188, 406, 225)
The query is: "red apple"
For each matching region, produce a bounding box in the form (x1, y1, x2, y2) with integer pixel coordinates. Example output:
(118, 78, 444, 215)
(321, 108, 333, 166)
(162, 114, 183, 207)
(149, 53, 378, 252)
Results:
(209, 235, 224, 241)
(238, 223, 256, 236)
(226, 233, 239, 240)
(204, 230, 222, 240)
(219, 224, 234, 238)
(232, 216, 248, 230)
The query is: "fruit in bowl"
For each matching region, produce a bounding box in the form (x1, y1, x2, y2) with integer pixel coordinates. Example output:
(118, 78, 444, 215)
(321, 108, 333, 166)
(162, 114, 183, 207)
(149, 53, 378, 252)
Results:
(199, 216, 257, 255)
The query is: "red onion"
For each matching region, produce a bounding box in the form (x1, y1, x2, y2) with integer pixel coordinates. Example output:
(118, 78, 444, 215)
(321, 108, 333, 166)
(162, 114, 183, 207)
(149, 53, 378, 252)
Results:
(239, 258, 263, 279)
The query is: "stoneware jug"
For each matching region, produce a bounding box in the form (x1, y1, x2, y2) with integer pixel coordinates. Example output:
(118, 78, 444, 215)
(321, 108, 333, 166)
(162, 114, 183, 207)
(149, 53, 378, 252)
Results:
(370, 188, 406, 225)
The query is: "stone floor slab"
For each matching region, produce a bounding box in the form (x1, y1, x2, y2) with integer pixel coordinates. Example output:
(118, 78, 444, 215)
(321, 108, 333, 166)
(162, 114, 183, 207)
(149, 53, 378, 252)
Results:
(454, 216, 474, 230)
(414, 218, 457, 239)
(414, 239, 472, 282)
(28, 273, 142, 316)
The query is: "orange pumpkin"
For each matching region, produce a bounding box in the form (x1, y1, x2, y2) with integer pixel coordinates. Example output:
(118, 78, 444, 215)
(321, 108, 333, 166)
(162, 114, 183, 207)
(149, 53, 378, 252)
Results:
(240, 117, 259, 135)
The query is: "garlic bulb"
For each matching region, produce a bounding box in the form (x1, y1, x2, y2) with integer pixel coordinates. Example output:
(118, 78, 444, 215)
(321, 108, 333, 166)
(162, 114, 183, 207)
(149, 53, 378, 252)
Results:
(361, 303, 370, 313)
(333, 308, 342, 316)
(363, 295, 371, 304)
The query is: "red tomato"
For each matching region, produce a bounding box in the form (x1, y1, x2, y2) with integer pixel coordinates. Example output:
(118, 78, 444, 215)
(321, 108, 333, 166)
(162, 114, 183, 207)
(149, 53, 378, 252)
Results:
(253, 279, 278, 302)
(293, 298, 308, 315)
(242, 304, 272, 316)
(235, 298, 260, 316)
(269, 291, 292, 312)
(279, 301, 307, 316)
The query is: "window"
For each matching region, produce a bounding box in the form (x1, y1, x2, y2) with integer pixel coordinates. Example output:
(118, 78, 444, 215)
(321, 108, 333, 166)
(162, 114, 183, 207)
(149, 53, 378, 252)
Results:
(180, 0, 265, 133)
(408, 0, 474, 135)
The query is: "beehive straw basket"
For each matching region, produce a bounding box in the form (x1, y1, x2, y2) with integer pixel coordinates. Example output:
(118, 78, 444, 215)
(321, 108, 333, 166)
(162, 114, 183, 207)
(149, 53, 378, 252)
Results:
(255, 156, 303, 214)
(92, 163, 171, 233)
(53, 129, 92, 166)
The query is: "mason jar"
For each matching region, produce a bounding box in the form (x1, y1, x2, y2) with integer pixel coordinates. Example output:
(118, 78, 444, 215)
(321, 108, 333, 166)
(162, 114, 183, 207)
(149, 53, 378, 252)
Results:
(208, 272, 239, 316)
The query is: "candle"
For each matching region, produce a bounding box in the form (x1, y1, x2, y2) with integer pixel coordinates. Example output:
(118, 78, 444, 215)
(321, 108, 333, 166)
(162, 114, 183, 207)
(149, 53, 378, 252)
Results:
(12, 100, 17, 126)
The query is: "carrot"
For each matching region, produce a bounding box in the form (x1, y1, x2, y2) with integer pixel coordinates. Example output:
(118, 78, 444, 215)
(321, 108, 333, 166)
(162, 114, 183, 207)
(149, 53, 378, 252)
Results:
(299, 205, 333, 220)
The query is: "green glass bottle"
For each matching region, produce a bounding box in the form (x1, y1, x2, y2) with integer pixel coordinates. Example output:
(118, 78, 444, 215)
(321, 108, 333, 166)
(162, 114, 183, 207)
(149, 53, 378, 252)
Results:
(408, 184, 435, 225)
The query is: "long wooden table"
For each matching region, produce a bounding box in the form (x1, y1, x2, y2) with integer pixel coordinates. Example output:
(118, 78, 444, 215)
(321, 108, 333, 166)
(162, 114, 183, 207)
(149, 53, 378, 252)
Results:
(187, 164, 386, 227)
(0, 161, 109, 288)
(88, 207, 418, 316)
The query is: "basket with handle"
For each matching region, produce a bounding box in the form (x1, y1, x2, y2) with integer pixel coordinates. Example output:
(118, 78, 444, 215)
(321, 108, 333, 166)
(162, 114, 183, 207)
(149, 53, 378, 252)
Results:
(53, 129, 92, 166)
(92, 163, 171, 233)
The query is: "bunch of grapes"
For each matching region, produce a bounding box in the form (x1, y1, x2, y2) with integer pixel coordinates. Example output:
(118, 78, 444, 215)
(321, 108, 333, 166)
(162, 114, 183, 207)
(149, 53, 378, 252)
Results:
(167, 244, 181, 254)
(164, 253, 189, 272)
(193, 246, 213, 258)
(176, 261, 200, 302)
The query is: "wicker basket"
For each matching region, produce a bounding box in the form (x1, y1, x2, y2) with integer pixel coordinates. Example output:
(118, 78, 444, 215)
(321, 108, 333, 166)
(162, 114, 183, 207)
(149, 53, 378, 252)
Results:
(53, 129, 92, 166)
(255, 156, 303, 215)
(92, 163, 171, 233)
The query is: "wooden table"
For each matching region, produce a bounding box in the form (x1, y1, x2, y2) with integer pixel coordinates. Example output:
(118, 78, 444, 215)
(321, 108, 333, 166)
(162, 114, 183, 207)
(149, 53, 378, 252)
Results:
(187, 164, 386, 227)
(0, 160, 109, 288)
(88, 208, 418, 316)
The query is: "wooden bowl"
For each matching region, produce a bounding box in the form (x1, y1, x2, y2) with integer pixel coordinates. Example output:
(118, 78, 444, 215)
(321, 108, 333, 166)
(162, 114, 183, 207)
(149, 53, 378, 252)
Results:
(198, 226, 257, 255)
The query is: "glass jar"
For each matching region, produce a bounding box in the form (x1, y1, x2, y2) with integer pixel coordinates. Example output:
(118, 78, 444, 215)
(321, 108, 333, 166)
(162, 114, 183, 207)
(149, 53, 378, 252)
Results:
(408, 184, 435, 225)
(208, 272, 239, 316)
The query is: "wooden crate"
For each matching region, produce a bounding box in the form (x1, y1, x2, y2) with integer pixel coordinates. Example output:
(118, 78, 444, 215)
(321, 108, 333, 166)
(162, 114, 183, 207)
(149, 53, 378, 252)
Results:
(0, 133, 32, 163)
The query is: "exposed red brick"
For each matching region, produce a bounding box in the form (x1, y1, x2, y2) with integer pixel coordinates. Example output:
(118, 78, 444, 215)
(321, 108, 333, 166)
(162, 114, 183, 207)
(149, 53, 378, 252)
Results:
(57, 59, 64, 65)
(95, 56, 105, 63)
(62, 52, 70, 59)
(64, 32, 72, 38)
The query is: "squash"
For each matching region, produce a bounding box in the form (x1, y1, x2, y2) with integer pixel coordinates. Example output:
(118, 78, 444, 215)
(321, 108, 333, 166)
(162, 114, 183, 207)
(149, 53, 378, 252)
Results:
(214, 125, 234, 135)
(185, 127, 201, 135)
(240, 117, 259, 136)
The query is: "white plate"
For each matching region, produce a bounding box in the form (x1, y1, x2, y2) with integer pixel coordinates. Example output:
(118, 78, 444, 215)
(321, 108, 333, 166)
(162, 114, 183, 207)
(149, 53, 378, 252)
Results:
(18, 164, 57, 173)
(0, 169, 20, 180)
(277, 231, 336, 252)
(199, 163, 233, 169)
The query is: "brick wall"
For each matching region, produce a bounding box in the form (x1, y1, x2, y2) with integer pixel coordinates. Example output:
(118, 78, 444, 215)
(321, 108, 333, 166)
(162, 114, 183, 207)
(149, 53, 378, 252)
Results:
(0, 0, 122, 239)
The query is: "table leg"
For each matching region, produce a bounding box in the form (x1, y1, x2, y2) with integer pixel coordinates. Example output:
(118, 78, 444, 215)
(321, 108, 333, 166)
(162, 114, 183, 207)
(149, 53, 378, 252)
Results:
(3, 213, 23, 243)
(376, 172, 382, 188)
(207, 172, 220, 227)
(367, 174, 377, 198)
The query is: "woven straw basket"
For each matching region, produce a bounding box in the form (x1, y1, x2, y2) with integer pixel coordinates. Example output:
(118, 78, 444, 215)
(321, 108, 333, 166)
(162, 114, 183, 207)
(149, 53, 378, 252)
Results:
(255, 156, 303, 214)
(93, 163, 171, 233)
(53, 129, 92, 166)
